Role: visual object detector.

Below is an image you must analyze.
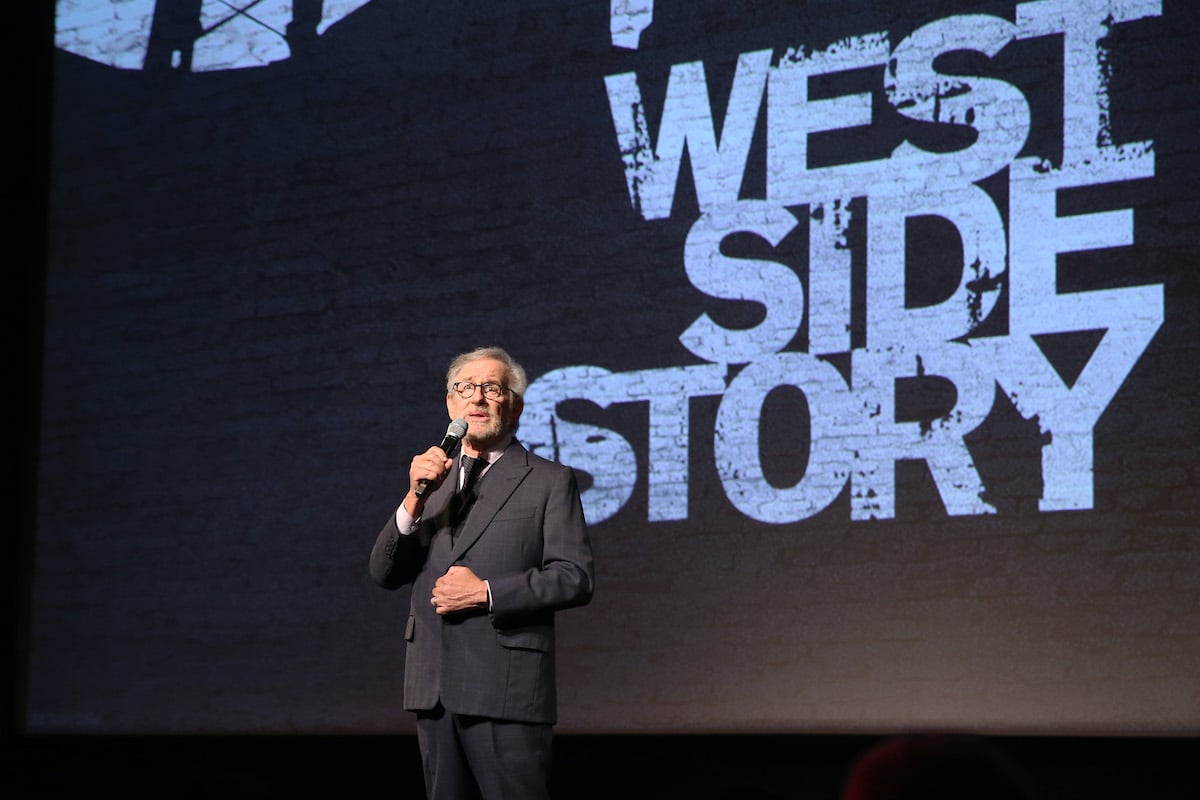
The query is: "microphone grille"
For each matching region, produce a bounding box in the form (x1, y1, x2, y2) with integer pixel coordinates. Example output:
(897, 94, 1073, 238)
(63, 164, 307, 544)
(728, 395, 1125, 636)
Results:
(446, 418, 468, 439)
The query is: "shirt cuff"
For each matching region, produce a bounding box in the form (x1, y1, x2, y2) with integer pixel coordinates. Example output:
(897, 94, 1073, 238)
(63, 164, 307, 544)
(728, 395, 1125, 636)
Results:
(395, 505, 419, 535)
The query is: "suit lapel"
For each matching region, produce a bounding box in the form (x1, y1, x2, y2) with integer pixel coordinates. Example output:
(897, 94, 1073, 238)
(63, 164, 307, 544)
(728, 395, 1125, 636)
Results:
(449, 440, 532, 560)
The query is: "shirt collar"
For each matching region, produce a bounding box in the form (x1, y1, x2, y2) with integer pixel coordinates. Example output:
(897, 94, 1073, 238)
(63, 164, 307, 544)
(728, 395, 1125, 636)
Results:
(465, 434, 511, 466)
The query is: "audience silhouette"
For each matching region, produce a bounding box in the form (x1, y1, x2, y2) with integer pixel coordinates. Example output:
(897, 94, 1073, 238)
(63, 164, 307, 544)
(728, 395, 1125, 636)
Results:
(841, 734, 1042, 800)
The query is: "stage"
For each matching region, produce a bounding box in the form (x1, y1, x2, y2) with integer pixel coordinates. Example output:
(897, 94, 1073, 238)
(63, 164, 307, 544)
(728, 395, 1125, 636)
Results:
(6, 733, 1195, 799)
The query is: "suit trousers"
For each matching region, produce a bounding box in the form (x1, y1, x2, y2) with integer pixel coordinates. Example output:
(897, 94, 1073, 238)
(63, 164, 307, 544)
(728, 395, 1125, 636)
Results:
(416, 704, 553, 800)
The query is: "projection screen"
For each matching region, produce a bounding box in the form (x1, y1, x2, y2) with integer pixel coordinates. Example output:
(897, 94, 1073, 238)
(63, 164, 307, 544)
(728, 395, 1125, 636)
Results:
(27, 0, 1199, 735)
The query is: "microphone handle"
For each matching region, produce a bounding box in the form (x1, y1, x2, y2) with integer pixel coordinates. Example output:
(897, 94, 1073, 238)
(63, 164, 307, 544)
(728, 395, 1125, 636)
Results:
(413, 433, 463, 498)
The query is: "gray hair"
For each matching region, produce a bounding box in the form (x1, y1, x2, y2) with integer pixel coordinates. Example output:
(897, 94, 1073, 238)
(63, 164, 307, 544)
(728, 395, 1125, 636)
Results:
(444, 346, 528, 397)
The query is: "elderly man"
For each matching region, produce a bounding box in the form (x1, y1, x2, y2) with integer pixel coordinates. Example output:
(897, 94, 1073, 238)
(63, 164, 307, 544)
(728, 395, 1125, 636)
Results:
(371, 346, 595, 800)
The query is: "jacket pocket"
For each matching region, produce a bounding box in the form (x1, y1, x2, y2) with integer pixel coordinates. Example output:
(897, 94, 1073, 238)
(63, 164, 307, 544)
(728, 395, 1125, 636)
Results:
(494, 505, 536, 521)
(405, 613, 416, 641)
(496, 629, 551, 652)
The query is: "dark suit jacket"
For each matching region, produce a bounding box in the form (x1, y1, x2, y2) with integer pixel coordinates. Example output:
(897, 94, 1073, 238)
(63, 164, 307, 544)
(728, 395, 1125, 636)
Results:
(370, 438, 594, 724)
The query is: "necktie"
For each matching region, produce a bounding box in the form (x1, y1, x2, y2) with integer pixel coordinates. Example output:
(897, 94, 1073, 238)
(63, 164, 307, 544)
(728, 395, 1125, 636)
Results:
(452, 455, 485, 531)
(460, 455, 484, 497)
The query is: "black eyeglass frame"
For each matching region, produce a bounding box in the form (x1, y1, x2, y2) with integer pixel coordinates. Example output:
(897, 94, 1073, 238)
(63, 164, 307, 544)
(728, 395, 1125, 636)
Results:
(451, 381, 514, 399)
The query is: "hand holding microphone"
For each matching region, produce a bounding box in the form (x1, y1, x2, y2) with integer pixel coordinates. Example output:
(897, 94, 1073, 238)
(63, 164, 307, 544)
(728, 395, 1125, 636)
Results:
(413, 418, 468, 498)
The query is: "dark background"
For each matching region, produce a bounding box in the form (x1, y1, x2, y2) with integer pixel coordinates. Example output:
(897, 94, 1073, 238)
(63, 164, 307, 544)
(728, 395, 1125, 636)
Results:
(8, 1, 1197, 797)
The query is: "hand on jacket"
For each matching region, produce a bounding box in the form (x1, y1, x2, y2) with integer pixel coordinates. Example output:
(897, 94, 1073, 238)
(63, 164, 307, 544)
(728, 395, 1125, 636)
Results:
(431, 565, 488, 615)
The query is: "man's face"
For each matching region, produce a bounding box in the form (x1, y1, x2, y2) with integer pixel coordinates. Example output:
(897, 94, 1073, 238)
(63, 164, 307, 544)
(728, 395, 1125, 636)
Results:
(446, 357, 523, 451)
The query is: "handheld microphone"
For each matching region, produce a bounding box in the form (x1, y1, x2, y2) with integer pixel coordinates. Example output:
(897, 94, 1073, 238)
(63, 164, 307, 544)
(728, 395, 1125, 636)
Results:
(414, 418, 468, 498)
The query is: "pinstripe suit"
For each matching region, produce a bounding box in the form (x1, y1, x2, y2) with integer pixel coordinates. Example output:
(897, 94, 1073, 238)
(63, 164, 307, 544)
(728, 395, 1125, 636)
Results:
(371, 437, 594, 797)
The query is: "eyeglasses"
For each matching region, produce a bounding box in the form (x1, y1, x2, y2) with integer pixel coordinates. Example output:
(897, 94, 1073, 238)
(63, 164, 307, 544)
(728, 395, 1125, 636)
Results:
(451, 381, 512, 399)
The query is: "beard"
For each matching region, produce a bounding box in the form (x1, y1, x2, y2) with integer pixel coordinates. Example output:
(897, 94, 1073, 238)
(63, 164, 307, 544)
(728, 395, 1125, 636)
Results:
(465, 406, 515, 448)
